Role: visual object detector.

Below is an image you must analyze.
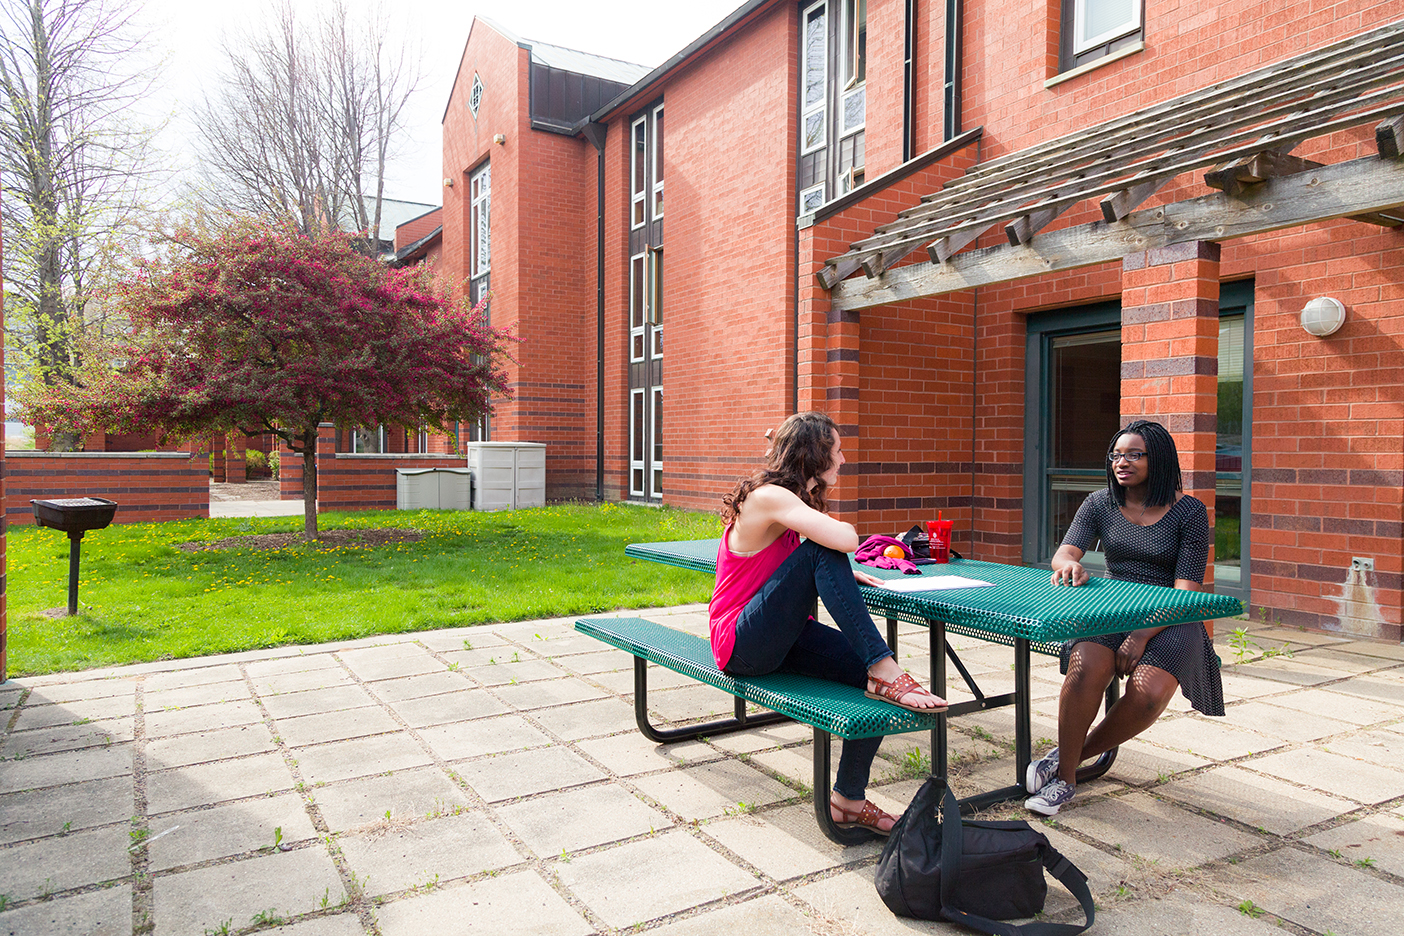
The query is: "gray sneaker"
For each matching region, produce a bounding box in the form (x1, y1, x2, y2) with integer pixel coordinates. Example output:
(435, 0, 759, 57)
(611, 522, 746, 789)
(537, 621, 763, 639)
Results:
(1025, 778, 1075, 816)
(1025, 748, 1059, 794)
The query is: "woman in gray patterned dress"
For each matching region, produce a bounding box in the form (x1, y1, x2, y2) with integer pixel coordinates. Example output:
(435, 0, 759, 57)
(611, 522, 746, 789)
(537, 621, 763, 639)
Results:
(1025, 420, 1222, 815)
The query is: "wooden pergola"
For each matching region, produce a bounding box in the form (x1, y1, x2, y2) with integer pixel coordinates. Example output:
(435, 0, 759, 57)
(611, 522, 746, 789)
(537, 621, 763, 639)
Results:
(820, 20, 1404, 312)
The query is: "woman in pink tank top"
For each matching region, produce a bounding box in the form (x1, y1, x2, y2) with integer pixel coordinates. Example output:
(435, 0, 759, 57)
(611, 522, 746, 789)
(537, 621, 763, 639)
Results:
(709, 411, 946, 836)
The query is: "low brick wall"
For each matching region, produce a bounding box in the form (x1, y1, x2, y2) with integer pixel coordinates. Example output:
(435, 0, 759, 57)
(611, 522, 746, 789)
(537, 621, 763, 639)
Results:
(281, 452, 469, 512)
(5, 452, 209, 524)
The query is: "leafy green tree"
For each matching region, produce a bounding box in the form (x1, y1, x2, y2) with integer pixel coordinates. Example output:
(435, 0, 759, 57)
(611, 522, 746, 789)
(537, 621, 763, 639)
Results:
(18, 220, 513, 538)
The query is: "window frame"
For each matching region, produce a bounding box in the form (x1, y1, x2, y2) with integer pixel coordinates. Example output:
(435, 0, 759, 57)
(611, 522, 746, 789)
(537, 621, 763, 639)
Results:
(469, 161, 491, 279)
(800, 1, 829, 156)
(631, 115, 648, 229)
(1061, 0, 1144, 72)
(1073, 0, 1142, 54)
(651, 104, 664, 219)
(839, 0, 866, 138)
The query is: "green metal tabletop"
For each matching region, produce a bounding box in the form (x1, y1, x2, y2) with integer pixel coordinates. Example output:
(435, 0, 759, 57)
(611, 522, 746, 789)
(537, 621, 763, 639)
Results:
(625, 538, 1242, 643)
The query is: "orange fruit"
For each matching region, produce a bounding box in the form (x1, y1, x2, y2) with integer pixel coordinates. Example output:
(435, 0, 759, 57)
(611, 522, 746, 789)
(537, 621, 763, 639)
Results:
(882, 544, 905, 559)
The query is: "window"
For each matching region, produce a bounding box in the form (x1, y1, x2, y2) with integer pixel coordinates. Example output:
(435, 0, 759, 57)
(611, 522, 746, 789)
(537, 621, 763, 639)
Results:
(840, 0, 866, 136)
(631, 116, 647, 227)
(801, 2, 827, 154)
(1214, 279, 1253, 600)
(652, 105, 664, 218)
(648, 246, 663, 358)
(797, 0, 865, 212)
(1061, 0, 1143, 71)
(469, 162, 491, 279)
(627, 102, 663, 503)
(468, 73, 483, 119)
(352, 425, 386, 454)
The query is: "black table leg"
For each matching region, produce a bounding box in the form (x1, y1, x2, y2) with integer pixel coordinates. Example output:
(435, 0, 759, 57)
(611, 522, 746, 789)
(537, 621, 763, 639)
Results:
(1014, 637, 1032, 782)
(932, 619, 947, 782)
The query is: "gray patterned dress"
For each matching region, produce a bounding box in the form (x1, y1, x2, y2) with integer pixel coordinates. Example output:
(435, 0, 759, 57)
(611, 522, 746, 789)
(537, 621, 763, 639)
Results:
(1058, 488, 1225, 716)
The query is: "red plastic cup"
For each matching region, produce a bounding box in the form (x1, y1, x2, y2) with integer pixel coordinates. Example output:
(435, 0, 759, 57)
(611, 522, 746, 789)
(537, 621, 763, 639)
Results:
(926, 520, 953, 563)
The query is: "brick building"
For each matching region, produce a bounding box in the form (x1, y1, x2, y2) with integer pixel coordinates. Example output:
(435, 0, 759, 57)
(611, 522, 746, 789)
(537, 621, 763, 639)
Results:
(440, 3, 1403, 641)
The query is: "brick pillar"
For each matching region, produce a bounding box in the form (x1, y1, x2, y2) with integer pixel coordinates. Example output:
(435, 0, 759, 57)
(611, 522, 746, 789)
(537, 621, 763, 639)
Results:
(225, 433, 247, 484)
(210, 434, 226, 482)
(1120, 242, 1220, 624)
(797, 220, 861, 521)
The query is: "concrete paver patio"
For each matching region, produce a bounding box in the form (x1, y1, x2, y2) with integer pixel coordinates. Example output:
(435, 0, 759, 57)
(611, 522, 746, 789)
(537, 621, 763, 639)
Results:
(1, 608, 1401, 935)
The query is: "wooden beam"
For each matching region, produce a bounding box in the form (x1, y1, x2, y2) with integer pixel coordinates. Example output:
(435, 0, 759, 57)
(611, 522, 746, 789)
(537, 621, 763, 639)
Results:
(1378, 115, 1404, 159)
(1100, 178, 1169, 222)
(816, 257, 863, 290)
(1005, 201, 1074, 246)
(927, 223, 996, 264)
(1204, 150, 1324, 197)
(1348, 210, 1404, 227)
(831, 154, 1404, 311)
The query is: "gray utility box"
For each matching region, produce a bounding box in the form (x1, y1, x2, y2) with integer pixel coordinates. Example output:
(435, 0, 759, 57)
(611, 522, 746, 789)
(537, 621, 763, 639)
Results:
(396, 467, 473, 510)
(464, 443, 546, 510)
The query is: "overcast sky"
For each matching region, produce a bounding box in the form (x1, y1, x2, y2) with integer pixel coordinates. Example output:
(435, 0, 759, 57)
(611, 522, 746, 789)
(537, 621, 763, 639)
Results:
(141, 0, 743, 207)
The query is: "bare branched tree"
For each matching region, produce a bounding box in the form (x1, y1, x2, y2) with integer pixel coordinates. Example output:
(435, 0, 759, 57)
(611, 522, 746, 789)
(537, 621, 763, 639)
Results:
(0, 0, 159, 418)
(193, 0, 418, 251)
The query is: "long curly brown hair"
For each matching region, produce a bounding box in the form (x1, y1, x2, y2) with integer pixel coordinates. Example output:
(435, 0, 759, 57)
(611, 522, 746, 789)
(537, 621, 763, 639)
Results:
(721, 412, 838, 524)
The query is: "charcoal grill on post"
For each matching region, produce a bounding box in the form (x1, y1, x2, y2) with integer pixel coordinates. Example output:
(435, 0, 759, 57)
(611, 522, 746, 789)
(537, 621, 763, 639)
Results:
(31, 497, 119, 616)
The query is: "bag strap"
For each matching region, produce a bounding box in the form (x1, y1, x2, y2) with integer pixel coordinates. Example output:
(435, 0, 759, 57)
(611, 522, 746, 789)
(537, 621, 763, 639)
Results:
(938, 787, 1096, 936)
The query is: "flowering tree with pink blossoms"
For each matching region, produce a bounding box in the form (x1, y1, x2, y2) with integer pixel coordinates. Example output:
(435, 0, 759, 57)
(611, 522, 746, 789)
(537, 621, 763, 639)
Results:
(19, 221, 513, 539)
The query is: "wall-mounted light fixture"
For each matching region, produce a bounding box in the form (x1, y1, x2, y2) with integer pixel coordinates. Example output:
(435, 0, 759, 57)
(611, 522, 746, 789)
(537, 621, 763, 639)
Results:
(493, 133, 506, 145)
(1300, 296, 1347, 337)
(442, 177, 454, 188)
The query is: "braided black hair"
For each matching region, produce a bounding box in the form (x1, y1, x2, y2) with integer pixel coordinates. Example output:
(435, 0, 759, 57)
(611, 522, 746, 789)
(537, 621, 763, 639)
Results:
(1106, 419, 1182, 507)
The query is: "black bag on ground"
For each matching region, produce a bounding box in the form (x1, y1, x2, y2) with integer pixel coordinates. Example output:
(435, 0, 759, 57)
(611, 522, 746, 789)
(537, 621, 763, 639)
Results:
(874, 778, 1095, 936)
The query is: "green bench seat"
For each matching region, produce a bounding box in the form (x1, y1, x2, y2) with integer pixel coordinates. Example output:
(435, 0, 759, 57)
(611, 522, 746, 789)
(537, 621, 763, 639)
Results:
(576, 616, 943, 844)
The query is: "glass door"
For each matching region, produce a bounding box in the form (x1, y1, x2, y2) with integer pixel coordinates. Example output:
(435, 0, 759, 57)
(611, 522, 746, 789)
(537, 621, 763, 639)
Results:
(1214, 279, 1253, 600)
(1023, 301, 1123, 567)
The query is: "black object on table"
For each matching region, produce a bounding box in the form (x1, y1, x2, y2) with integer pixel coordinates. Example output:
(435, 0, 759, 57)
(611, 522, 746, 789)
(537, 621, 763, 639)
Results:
(31, 497, 119, 616)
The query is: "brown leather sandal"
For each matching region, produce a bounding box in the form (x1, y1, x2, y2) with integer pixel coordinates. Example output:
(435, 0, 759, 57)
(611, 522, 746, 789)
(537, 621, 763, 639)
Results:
(830, 798, 897, 835)
(865, 672, 949, 713)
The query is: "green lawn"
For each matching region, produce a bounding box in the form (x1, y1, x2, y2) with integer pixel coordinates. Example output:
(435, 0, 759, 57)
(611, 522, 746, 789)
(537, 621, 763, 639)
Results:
(8, 503, 720, 676)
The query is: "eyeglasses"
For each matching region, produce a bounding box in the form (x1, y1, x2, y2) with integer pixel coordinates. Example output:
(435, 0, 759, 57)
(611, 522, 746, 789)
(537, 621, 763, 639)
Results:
(1107, 452, 1147, 464)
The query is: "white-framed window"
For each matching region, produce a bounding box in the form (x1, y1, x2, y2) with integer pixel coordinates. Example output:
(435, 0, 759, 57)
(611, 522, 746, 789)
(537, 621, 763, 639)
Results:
(631, 116, 647, 228)
(351, 425, 386, 453)
(651, 104, 664, 219)
(801, 1, 828, 154)
(648, 246, 662, 358)
(840, 0, 866, 136)
(630, 388, 646, 497)
(630, 252, 647, 362)
(469, 162, 491, 278)
(468, 73, 483, 119)
(799, 182, 826, 215)
(651, 386, 663, 497)
(1073, 0, 1142, 54)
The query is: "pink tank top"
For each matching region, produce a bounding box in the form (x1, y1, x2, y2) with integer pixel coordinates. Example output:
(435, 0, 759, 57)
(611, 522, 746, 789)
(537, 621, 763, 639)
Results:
(708, 526, 799, 669)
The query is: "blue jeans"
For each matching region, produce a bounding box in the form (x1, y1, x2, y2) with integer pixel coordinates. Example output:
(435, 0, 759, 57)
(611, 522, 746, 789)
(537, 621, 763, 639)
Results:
(724, 539, 895, 801)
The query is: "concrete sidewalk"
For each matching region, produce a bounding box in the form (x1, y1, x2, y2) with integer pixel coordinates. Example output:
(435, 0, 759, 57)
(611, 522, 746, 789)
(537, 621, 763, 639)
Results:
(1, 609, 1400, 935)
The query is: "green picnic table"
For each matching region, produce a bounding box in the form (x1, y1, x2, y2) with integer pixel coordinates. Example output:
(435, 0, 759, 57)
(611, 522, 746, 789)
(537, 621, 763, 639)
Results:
(619, 538, 1242, 816)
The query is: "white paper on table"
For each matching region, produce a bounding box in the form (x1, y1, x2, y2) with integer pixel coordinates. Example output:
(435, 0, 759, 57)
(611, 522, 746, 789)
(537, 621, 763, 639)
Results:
(879, 575, 995, 592)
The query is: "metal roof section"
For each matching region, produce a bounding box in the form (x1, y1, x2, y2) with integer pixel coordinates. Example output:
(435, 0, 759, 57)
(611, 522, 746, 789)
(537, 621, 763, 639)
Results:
(367, 197, 440, 245)
(478, 17, 649, 84)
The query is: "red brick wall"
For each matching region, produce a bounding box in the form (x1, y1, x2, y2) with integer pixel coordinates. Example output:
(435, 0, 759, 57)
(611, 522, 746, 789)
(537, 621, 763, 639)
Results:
(395, 207, 443, 251)
(5, 453, 210, 524)
(601, 1, 801, 511)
